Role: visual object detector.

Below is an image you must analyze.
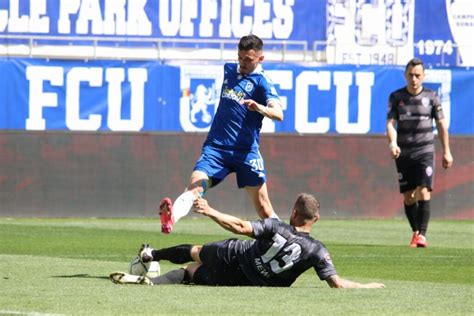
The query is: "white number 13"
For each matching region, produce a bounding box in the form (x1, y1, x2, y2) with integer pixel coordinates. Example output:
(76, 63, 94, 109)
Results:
(261, 234, 302, 274)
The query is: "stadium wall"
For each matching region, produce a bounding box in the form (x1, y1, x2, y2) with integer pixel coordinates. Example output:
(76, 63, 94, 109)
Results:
(0, 132, 472, 219)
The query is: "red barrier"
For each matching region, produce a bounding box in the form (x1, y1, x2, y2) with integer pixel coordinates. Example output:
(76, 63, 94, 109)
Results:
(0, 132, 472, 219)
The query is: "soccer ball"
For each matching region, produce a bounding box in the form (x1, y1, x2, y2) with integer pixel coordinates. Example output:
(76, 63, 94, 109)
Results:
(129, 256, 147, 276)
(146, 261, 161, 278)
(128, 256, 160, 278)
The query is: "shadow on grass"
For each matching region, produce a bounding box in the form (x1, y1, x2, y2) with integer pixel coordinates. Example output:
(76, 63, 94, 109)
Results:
(52, 273, 109, 280)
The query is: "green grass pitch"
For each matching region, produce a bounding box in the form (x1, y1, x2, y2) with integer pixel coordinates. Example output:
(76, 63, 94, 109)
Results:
(0, 217, 472, 315)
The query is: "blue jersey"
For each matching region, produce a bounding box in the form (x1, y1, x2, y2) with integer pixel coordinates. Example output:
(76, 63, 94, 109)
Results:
(204, 63, 280, 150)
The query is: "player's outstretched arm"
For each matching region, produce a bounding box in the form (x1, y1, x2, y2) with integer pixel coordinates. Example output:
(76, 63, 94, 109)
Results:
(325, 275, 385, 289)
(193, 197, 254, 236)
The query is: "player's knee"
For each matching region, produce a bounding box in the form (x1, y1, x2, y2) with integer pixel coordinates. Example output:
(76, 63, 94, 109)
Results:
(190, 245, 202, 263)
(185, 262, 202, 281)
(417, 186, 431, 200)
(403, 191, 417, 204)
(188, 176, 210, 197)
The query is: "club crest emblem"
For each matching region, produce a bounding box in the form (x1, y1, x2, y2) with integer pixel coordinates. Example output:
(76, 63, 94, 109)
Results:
(245, 81, 254, 92)
(179, 66, 223, 132)
(421, 97, 430, 107)
(426, 166, 433, 177)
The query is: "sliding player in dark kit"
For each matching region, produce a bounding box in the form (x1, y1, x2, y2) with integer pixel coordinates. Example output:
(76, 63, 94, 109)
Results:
(111, 193, 385, 289)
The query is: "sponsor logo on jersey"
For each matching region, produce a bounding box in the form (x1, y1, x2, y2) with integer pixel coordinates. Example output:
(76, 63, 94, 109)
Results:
(222, 88, 246, 103)
(399, 114, 430, 121)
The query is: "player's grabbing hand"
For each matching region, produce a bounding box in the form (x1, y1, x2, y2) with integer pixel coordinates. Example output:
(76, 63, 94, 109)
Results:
(193, 197, 211, 215)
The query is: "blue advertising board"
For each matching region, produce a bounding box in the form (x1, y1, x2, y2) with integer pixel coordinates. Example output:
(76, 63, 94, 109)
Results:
(0, 0, 326, 42)
(1, 58, 472, 135)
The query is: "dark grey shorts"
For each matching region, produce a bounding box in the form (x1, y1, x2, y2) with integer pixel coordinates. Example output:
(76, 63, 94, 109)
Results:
(192, 239, 252, 286)
(395, 152, 434, 193)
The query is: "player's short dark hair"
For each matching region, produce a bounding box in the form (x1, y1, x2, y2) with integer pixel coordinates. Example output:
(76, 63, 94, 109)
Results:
(238, 35, 263, 52)
(294, 193, 320, 221)
(405, 58, 425, 72)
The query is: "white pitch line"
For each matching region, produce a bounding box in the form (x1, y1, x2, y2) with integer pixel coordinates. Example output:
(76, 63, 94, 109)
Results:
(0, 310, 63, 316)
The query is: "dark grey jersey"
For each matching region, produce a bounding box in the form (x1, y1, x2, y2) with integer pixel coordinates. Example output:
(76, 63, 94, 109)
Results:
(387, 87, 444, 157)
(231, 218, 337, 287)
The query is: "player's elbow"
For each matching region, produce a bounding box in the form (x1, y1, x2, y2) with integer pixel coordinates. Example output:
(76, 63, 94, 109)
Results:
(325, 275, 344, 288)
(232, 221, 253, 236)
(328, 281, 344, 288)
(268, 102, 283, 121)
(270, 110, 283, 122)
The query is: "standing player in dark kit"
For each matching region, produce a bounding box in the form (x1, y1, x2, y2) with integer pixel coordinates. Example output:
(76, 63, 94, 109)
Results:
(110, 193, 385, 289)
(386, 58, 453, 248)
(158, 34, 284, 233)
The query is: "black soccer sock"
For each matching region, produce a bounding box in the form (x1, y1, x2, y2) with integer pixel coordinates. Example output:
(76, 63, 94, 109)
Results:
(404, 202, 418, 232)
(149, 268, 189, 285)
(417, 200, 431, 236)
(151, 244, 193, 264)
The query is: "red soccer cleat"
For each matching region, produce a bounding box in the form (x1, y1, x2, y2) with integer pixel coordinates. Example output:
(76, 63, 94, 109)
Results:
(416, 234, 428, 248)
(159, 198, 174, 234)
(409, 232, 418, 248)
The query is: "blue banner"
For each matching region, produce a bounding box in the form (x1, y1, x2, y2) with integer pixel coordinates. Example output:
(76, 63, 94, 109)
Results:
(1, 1, 473, 66)
(1, 58, 472, 135)
(0, 0, 326, 42)
(414, 0, 465, 67)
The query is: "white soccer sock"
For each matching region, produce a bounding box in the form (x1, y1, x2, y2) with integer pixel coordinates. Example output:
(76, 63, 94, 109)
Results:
(172, 191, 196, 223)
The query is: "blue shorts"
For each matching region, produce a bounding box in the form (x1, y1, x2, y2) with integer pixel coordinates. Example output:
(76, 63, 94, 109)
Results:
(193, 144, 267, 188)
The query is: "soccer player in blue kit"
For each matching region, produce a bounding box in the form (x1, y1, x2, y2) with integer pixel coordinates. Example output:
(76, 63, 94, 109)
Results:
(110, 193, 385, 289)
(159, 35, 284, 233)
